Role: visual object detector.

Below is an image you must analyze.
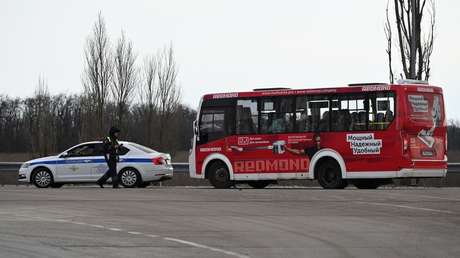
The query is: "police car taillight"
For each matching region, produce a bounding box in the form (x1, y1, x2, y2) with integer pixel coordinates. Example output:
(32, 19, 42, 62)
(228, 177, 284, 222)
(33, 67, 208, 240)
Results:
(152, 157, 166, 165)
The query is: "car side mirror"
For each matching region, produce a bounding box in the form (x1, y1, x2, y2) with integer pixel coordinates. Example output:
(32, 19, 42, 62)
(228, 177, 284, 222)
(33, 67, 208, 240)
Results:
(59, 153, 69, 159)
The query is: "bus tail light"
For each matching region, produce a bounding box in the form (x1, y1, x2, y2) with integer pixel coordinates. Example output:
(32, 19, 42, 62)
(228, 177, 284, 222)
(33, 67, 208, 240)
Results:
(403, 137, 409, 152)
(445, 137, 448, 153)
(152, 157, 166, 165)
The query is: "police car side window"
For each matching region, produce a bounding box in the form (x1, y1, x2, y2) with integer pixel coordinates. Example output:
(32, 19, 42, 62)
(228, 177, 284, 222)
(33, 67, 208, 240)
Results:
(118, 146, 129, 155)
(67, 144, 98, 157)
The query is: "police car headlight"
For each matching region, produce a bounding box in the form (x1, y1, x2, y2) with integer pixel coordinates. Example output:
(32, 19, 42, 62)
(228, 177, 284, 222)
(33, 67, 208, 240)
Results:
(21, 163, 30, 169)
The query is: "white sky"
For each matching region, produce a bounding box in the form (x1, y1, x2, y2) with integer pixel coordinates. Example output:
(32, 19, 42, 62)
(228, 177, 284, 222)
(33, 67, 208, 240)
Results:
(1, 0, 459, 119)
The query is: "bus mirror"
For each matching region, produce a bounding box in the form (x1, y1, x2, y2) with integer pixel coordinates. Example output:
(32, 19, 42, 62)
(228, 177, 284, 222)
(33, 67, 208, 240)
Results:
(193, 120, 198, 136)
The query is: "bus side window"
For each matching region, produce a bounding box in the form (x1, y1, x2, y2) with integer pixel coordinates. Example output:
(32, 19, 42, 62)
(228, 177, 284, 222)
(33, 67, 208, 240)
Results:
(342, 95, 367, 131)
(369, 92, 395, 130)
(260, 97, 294, 134)
(236, 99, 258, 135)
(295, 96, 308, 132)
(307, 96, 329, 132)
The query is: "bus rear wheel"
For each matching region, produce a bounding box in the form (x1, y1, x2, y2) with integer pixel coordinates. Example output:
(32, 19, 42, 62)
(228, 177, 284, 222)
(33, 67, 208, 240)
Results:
(208, 162, 232, 189)
(248, 181, 271, 189)
(317, 160, 347, 189)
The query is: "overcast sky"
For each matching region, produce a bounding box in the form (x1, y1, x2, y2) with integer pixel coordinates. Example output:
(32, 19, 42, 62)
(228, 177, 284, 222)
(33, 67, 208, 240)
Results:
(1, 0, 459, 119)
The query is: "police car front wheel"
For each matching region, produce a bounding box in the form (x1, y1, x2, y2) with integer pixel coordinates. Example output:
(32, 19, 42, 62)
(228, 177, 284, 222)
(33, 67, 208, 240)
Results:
(32, 168, 53, 188)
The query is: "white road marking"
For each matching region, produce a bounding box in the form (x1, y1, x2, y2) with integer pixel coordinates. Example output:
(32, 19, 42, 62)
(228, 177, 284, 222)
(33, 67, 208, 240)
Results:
(0, 212, 251, 257)
(87, 224, 105, 228)
(107, 227, 123, 231)
(163, 237, 250, 258)
(358, 201, 454, 214)
(404, 194, 460, 202)
(71, 221, 87, 225)
(384, 192, 460, 202)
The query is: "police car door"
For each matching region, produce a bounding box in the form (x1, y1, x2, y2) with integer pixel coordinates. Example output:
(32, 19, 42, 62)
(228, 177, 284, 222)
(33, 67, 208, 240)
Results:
(57, 143, 98, 181)
(90, 143, 109, 180)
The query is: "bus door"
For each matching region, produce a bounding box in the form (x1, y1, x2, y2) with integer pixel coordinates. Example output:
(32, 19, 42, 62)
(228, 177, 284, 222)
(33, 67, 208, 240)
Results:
(196, 99, 235, 175)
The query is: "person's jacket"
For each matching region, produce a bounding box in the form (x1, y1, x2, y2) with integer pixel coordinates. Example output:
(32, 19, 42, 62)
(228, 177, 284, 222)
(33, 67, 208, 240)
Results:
(103, 137, 120, 162)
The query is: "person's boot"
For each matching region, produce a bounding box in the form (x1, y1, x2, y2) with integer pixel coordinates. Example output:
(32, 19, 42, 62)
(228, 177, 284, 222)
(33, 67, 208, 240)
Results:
(112, 185, 119, 189)
(97, 180, 104, 188)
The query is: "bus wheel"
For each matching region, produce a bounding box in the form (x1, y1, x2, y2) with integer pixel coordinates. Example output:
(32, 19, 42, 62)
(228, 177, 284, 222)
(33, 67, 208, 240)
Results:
(317, 160, 347, 189)
(208, 162, 232, 189)
(353, 179, 381, 189)
(248, 181, 271, 189)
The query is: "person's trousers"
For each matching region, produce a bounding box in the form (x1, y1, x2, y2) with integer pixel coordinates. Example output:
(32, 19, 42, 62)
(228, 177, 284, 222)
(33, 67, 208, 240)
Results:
(97, 161, 119, 187)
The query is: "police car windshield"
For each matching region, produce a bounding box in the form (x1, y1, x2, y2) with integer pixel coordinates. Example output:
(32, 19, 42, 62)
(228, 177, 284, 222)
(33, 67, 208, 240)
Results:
(129, 143, 157, 154)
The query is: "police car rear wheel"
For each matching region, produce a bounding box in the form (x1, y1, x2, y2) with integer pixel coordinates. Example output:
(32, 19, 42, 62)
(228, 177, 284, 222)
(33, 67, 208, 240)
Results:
(32, 168, 53, 188)
(119, 168, 141, 188)
(208, 162, 232, 189)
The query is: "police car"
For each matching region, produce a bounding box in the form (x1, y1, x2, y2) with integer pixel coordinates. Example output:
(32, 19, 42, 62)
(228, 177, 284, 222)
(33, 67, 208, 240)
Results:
(18, 141, 173, 188)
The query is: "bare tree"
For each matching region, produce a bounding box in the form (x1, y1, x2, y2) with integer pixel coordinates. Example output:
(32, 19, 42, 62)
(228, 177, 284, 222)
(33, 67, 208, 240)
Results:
(82, 12, 113, 136)
(140, 54, 157, 146)
(385, 0, 435, 81)
(384, 1, 394, 83)
(112, 32, 138, 128)
(156, 44, 181, 150)
(26, 76, 52, 156)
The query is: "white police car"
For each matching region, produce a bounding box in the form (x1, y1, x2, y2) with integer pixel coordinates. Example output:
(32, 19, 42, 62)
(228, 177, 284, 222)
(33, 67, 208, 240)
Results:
(18, 141, 173, 188)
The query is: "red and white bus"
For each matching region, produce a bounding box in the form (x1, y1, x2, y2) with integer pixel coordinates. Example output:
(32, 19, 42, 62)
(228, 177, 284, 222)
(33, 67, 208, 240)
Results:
(188, 81, 447, 189)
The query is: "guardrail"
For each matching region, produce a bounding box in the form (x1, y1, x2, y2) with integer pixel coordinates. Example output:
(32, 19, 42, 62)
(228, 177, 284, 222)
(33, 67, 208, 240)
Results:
(0, 162, 190, 173)
(1, 162, 459, 173)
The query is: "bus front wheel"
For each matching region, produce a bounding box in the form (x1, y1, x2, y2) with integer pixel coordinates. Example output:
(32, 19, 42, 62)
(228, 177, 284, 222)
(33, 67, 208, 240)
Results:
(208, 162, 233, 189)
(317, 160, 347, 189)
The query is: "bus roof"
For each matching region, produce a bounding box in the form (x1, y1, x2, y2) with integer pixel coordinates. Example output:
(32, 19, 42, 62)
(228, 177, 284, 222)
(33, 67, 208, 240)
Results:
(203, 84, 443, 100)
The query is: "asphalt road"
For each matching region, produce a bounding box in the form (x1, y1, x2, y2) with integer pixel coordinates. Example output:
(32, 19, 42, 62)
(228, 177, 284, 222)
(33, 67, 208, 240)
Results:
(0, 186, 459, 258)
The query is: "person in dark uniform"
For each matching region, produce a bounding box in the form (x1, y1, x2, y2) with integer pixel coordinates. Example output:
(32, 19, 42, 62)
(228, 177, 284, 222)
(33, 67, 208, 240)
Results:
(97, 126, 122, 188)
(285, 133, 321, 159)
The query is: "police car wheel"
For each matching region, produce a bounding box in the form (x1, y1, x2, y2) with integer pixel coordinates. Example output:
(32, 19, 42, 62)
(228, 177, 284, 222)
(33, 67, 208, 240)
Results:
(119, 168, 141, 188)
(248, 181, 271, 189)
(317, 160, 347, 189)
(208, 162, 232, 189)
(32, 168, 53, 188)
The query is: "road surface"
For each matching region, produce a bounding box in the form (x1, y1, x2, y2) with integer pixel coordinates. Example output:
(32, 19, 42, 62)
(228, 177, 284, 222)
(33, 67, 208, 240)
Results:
(0, 186, 459, 258)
